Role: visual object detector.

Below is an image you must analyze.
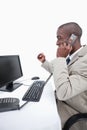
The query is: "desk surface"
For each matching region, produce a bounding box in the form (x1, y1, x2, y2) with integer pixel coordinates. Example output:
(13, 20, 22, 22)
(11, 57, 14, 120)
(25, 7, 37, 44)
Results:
(0, 80, 61, 130)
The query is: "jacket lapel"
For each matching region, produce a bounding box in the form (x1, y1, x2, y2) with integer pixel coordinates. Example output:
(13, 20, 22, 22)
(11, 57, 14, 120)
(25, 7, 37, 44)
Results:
(68, 45, 87, 66)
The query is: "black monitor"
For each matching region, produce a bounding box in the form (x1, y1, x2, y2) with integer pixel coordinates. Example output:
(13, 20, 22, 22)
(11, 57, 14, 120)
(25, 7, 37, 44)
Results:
(0, 55, 23, 92)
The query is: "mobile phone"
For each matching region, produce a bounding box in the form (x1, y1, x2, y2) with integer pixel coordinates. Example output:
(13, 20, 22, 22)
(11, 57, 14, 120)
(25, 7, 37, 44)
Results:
(69, 34, 77, 46)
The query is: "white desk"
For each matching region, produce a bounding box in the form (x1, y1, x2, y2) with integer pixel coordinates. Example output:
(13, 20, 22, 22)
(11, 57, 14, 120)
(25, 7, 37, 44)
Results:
(0, 80, 61, 130)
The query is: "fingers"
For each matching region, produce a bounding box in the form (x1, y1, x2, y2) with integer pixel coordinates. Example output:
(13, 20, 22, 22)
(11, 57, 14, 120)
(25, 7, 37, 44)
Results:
(60, 42, 72, 51)
(37, 53, 46, 63)
(56, 43, 72, 57)
(37, 53, 43, 59)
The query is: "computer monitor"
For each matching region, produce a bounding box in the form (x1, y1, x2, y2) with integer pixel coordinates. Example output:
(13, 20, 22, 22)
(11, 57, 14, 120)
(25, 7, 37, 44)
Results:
(0, 55, 23, 92)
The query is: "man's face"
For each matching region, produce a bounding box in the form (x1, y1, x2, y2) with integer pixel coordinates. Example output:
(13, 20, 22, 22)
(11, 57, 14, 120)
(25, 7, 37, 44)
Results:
(56, 28, 69, 47)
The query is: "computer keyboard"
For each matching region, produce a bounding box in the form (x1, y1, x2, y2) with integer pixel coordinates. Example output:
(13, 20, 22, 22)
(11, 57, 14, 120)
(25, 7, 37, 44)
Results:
(0, 97, 20, 112)
(22, 80, 45, 102)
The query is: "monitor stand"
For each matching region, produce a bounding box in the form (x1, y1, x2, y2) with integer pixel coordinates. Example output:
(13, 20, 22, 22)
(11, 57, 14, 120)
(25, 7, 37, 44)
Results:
(0, 82, 23, 92)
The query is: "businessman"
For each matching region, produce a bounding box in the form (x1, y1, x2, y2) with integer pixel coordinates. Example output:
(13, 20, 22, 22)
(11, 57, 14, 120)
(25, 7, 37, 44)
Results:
(37, 22, 87, 130)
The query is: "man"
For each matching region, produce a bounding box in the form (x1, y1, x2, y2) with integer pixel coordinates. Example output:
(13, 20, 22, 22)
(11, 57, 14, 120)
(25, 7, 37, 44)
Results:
(37, 22, 87, 129)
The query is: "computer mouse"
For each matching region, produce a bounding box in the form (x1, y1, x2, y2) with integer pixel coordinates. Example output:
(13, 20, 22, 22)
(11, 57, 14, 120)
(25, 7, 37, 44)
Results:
(31, 76, 40, 80)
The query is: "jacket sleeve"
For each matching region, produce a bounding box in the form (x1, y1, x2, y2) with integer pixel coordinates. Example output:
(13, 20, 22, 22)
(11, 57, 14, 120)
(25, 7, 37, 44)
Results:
(52, 57, 87, 101)
(41, 57, 87, 101)
(41, 60, 54, 73)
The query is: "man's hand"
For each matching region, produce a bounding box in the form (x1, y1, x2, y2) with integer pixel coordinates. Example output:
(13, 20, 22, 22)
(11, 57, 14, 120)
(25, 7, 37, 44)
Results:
(56, 43, 72, 57)
(37, 53, 46, 63)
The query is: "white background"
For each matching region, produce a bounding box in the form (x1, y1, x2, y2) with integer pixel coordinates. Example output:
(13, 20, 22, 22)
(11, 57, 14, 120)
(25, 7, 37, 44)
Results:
(0, 0, 87, 80)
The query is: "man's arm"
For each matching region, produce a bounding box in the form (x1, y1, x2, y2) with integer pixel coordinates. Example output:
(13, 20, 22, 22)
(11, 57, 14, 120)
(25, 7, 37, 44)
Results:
(52, 56, 87, 101)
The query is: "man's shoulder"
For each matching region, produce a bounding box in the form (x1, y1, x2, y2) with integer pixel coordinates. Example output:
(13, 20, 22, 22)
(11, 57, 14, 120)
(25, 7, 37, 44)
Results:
(78, 45, 87, 56)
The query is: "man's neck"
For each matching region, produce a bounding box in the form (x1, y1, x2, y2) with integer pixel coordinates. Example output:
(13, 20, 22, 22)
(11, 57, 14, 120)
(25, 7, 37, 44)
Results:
(70, 46, 83, 60)
(70, 44, 82, 55)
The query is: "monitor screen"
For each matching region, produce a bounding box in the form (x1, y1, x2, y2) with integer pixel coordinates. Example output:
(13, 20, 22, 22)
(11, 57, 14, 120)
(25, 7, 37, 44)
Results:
(0, 55, 23, 92)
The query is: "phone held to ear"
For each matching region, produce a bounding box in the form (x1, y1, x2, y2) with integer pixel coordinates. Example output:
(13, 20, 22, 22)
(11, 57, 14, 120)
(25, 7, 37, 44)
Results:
(69, 34, 77, 46)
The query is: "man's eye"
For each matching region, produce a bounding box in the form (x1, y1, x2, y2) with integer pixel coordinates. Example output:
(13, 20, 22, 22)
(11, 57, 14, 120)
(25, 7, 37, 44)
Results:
(57, 36, 61, 40)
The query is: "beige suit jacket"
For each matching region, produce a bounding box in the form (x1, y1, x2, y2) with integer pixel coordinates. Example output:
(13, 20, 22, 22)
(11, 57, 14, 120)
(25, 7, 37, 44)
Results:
(42, 45, 87, 113)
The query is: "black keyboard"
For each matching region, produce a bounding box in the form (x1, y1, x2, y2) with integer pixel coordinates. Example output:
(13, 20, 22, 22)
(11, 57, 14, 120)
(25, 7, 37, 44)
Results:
(0, 97, 20, 112)
(22, 80, 45, 102)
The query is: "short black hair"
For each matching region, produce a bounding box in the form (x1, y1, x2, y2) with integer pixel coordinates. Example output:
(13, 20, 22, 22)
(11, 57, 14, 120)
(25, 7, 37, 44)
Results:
(59, 22, 82, 38)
